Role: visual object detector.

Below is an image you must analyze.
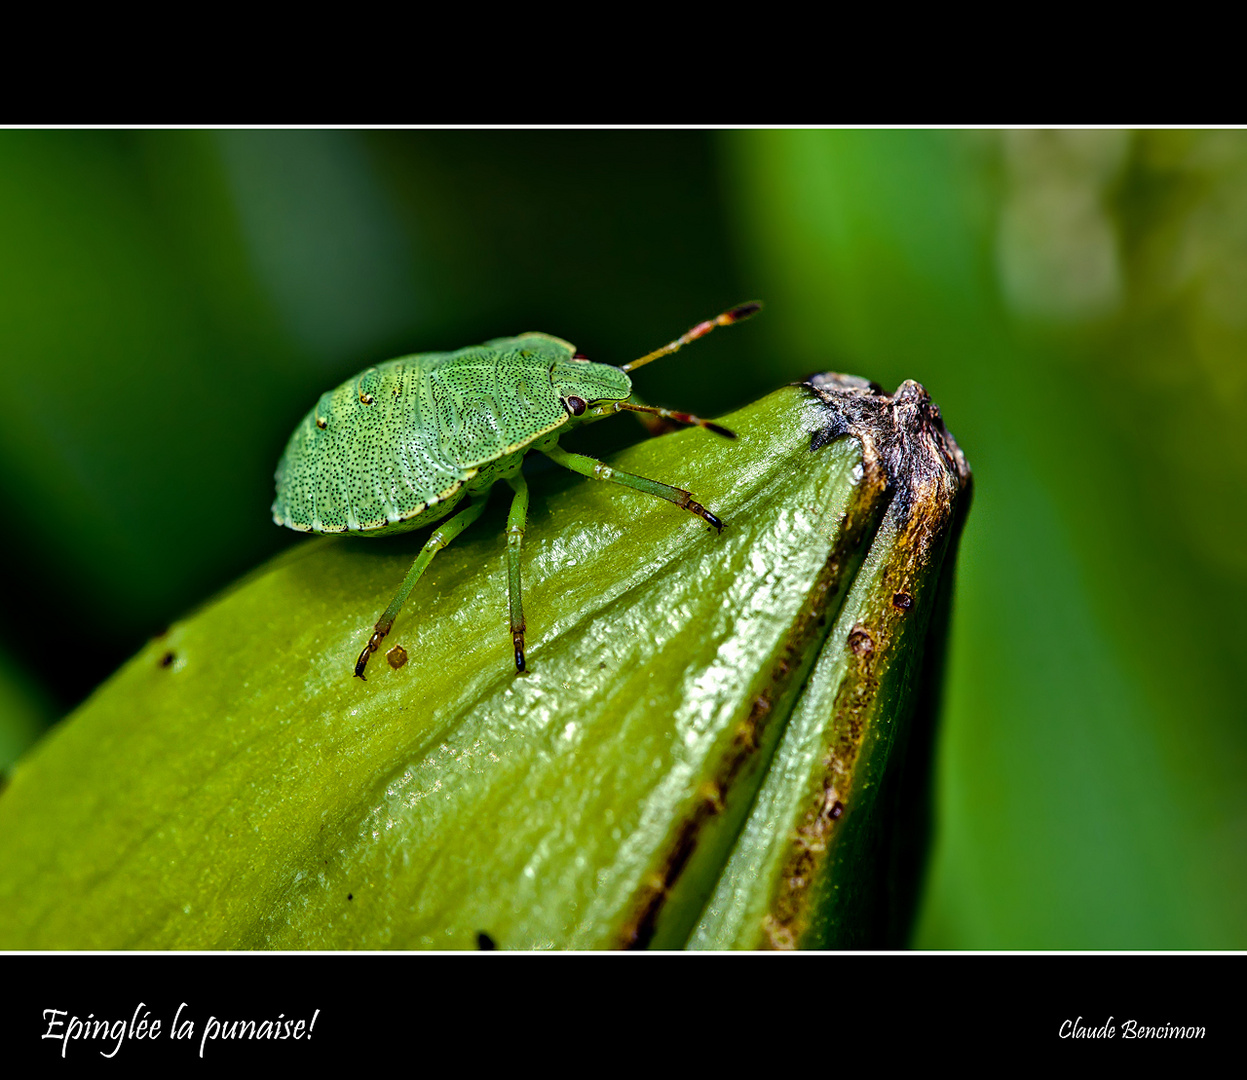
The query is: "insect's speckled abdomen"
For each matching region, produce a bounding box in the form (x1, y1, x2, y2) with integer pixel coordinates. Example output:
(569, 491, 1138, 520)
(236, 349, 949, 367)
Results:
(272, 339, 573, 535)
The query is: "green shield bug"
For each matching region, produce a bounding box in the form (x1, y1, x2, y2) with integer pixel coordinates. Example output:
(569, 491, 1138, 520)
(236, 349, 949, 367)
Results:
(272, 302, 762, 678)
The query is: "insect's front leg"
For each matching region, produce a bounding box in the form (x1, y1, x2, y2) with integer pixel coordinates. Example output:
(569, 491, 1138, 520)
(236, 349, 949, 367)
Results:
(504, 474, 530, 673)
(614, 400, 736, 440)
(355, 497, 489, 679)
(541, 443, 725, 532)
(583, 400, 735, 440)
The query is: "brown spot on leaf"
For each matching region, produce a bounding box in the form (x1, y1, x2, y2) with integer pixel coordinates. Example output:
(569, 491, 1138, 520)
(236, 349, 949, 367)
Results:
(848, 625, 874, 656)
(386, 645, 408, 670)
(700, 781, 725, 815)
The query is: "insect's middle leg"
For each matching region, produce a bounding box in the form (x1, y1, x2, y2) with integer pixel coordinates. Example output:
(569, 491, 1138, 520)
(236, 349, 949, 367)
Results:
(541, 442, 724, 532)
(504, 474, 530, 674)
(354, 497, 489, 679)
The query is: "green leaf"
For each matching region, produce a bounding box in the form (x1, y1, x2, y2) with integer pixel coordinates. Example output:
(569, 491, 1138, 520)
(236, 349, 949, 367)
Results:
(0, 378, 969, 950)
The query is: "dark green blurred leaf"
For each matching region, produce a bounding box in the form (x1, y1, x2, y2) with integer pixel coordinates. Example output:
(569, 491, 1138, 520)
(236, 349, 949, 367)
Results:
(0, 647, 53, 775)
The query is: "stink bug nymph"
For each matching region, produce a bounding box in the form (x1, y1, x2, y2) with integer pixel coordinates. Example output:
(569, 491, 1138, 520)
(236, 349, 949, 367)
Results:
(271, 303, 762, 678)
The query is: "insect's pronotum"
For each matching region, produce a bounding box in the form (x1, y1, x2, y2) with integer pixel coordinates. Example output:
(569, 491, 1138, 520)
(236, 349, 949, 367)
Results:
(271, 303, 761, 677)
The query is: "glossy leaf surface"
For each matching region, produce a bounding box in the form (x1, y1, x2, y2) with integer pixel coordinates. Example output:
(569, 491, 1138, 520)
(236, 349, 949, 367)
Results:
(0, 380, 968, 949)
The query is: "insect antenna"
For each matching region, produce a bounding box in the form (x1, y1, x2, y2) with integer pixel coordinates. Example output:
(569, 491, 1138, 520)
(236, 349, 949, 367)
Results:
(619, 302, 762, 374)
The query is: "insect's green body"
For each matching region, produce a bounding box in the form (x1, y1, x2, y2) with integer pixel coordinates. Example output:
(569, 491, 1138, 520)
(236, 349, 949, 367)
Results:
(272, 304, 760, 677)
(272, 334, 631, 537)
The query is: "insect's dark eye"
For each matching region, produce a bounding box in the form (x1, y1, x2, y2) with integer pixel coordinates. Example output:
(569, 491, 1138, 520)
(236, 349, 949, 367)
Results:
(572, 352, 590, 363)
(565, 396, 587, 416)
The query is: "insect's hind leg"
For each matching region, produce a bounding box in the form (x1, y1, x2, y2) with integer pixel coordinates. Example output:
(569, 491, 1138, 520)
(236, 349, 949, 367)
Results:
(354, 497, 490, 679)
(541, 442, 724, 532)
(504, 473, 530, 673)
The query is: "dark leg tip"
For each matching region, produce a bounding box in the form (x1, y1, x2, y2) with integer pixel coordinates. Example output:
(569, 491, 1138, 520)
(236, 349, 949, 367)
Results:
(705, 422, 737, 440)
(514, 635, 528, 674)
(355, 628, 387, 681)
(688, 500, 725, 534)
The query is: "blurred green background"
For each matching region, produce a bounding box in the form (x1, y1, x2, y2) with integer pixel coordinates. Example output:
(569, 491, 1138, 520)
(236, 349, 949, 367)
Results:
(1, 129, 1243, 949)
